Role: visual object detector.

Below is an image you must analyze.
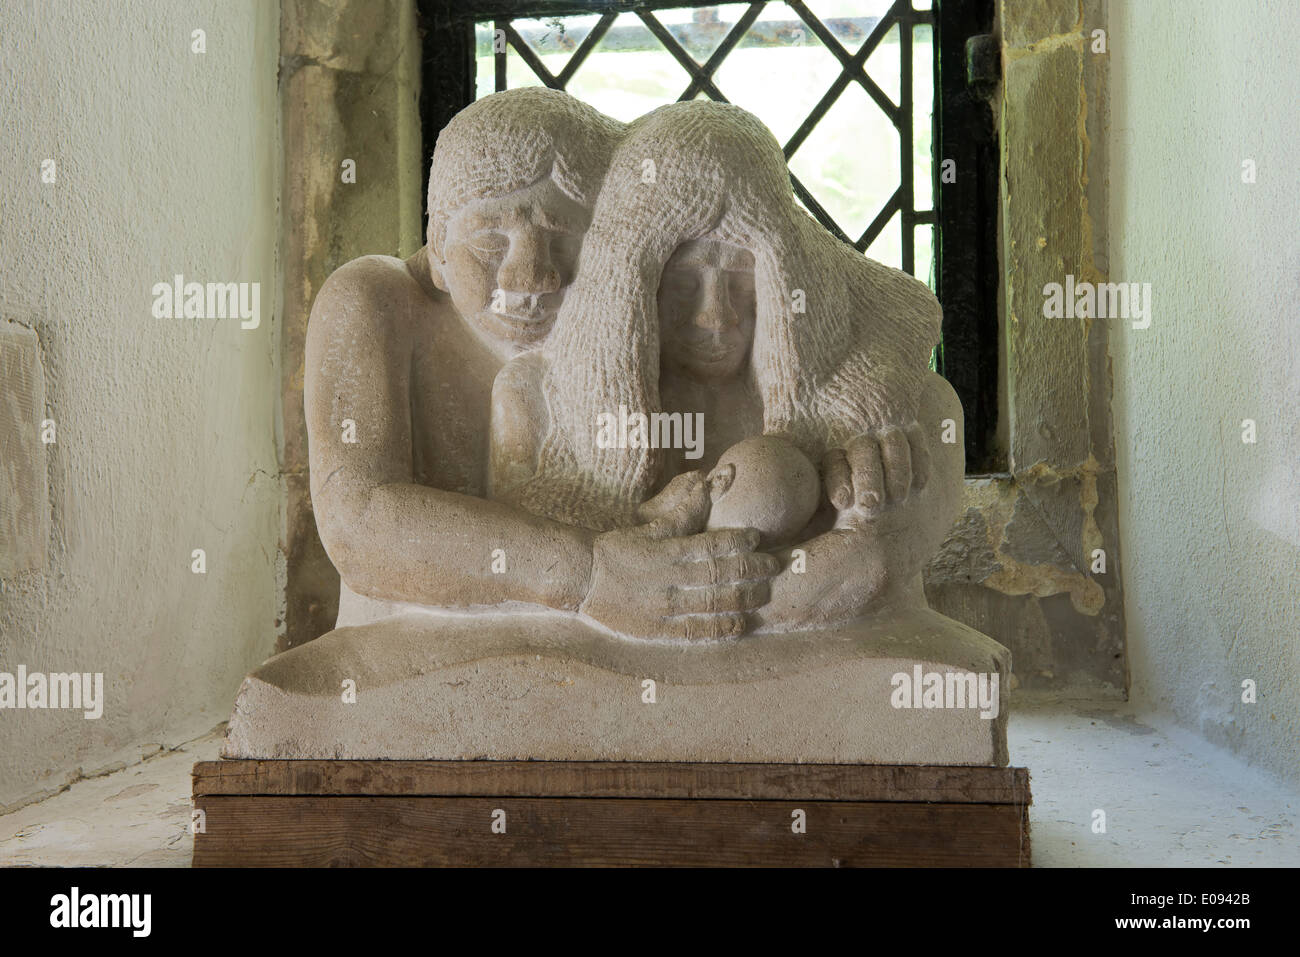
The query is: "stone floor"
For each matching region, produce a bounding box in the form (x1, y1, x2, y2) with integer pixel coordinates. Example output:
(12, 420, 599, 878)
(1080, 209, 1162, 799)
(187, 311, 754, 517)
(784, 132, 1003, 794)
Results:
(0, 698, 1295, 867)
(1009, 696, 1297, 866)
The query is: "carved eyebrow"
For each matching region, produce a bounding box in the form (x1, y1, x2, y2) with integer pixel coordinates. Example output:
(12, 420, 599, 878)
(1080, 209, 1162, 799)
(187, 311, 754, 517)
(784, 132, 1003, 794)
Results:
(667, 245, 755, 272)
(454, 201, 530, 233)
(454, 208, 501, 233)
(718, 248, 756, 272)
(460, 205, 581, 234)
(665, 244, 714, 269)
(532, 206, 585, 232)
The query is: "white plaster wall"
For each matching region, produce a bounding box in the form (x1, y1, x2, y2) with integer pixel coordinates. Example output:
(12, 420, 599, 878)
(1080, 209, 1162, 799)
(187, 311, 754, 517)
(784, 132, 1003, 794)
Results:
(0, 0, 281, 809)
(1110, 0, 1300, 786)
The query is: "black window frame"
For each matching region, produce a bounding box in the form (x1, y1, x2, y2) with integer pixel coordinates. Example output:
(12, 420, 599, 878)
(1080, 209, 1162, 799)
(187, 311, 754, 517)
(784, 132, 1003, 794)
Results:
(416, 0, 999, 471)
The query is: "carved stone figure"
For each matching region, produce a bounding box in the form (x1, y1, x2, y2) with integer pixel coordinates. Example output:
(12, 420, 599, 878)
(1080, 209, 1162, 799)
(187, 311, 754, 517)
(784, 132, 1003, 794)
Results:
(223, 91, 1011, 765)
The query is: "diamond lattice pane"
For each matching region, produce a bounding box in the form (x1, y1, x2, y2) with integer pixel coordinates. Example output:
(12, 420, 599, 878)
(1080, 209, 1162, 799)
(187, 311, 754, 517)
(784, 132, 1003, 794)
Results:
(712, 2, 852, 145)
(863, 20, 902, 107)
(565, 12, 694, 121)
(652, 3, 753, 65)
(804, 0, 897, 56)
(514, 14, 602, 62)
(475, 16, 605, 96)
(787, 81, 900, 241)
(865, 207, 901, 269)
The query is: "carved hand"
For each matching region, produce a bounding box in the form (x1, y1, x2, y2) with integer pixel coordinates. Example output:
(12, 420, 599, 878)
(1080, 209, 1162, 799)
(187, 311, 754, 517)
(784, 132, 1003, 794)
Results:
(820, 423, 931, 514)
(579, 473, 780, 640)
(633, 470, 712, 536)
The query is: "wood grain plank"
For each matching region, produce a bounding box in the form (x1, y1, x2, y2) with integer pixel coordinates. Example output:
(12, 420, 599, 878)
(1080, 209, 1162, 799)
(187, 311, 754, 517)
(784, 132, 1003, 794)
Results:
(193, 796, 1030, 867)
(193, 760, 1030, 805)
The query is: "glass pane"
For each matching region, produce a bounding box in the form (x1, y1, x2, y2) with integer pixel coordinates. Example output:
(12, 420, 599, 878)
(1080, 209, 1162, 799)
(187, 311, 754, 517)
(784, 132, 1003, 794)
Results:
(652, 3, 751, 64)
(474, 24, 495, 98)
(915, 222, 935, 291)
(804, 0, 895, 55)
(564, 12, 692, 122)
(501, 45, 547, 90)
(863, 21, 901, 107)
(512, 14, 601, 62)
(474, 22, 570, 96)
(912, 22, 934, 212)
(865, 208, 902, 270)
(713, 3, 849, 145)
(788, 81, 899, 241)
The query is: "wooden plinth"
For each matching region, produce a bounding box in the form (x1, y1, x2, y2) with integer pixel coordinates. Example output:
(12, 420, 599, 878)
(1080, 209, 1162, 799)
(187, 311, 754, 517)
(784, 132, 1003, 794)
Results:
(192, 760, 1031, 867)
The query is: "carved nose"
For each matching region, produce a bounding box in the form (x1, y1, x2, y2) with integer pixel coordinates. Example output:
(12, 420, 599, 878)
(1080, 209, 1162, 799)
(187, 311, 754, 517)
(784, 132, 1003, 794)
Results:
(497, 231, 562, 295)
(693, 284, 738, 334)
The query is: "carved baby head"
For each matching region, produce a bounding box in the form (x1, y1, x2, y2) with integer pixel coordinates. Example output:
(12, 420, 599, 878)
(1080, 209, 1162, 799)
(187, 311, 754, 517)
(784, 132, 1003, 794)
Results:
(426, 89, 625, 352)
(658, 236, 757, 381)
(705, 435, 820, 547)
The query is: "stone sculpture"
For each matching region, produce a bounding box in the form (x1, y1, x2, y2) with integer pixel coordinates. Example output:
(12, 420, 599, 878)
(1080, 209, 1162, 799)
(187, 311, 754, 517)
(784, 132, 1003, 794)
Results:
(223, 89, 1011, 765)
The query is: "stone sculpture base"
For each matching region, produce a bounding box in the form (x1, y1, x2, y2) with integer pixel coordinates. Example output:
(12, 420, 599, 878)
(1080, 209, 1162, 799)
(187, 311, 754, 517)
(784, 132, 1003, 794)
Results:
(222, 606, 1011, 766)
(191, 759, 1031, 867)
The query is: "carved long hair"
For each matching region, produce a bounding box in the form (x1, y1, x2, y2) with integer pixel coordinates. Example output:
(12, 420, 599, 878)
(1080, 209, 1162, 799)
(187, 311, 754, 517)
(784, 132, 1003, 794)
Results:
(508, 100, 941, 530)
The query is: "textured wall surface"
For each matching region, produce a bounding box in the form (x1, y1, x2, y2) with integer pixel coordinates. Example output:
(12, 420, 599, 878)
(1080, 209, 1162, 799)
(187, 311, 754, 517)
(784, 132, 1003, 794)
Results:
(0, 323, 49, 577)
(0, 0, 281, 811)
(1110, 0, 1300, 786)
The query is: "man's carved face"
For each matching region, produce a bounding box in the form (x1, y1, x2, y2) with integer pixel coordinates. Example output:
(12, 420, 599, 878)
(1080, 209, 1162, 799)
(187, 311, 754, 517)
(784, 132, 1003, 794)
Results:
(658, 237, 757, 381)
(441, 178, 590, 352)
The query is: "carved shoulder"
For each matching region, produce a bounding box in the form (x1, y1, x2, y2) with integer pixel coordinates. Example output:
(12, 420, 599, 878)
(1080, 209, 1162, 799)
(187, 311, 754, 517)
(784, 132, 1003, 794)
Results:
(305, 255, 438, 508)
(307, 255, 429, 355)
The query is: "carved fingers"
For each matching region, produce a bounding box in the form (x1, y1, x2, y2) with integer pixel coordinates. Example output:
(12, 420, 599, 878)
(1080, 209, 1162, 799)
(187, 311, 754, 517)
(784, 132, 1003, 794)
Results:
(670, 613, 748, 642)
(821, 448, 853, 511)
(878, 428, 912, 502)
(582, 524, 778, 642)
(668, 527, 761, 561)
(660, 527, 774, 639)
(635, 470, 710, 538)
(827, 423, 930, 515)
(845, 434, 886, 508)
(666, 581, 770, 616)
(673, 551, 782, 587)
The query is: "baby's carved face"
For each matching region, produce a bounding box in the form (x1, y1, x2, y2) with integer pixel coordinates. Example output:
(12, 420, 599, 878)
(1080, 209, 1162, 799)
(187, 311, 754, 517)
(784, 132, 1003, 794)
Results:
(705, 435, 820, 548)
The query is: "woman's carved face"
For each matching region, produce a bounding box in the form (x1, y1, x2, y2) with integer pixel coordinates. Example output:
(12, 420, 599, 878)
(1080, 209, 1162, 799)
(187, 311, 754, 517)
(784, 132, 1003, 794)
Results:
(657, 237, 756, 381)
(441, 177, 590, 352)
